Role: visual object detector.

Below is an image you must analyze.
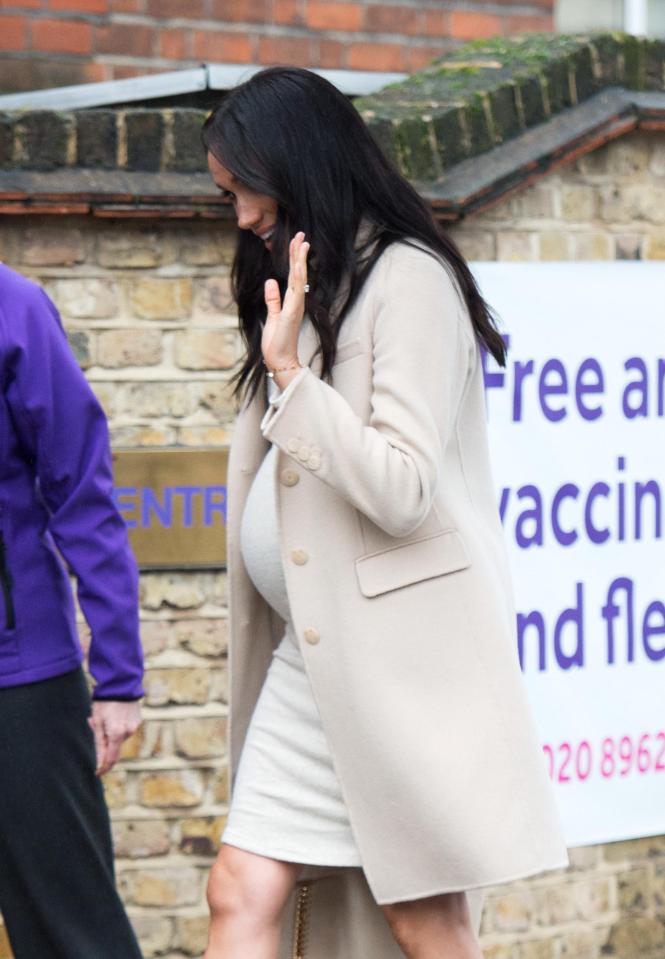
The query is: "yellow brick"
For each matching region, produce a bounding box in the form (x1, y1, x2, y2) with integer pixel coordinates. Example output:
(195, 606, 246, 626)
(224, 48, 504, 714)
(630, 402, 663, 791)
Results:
(129, 277, 193, 321)
(212, 766, 229, 804)
(194, 276, 235, 316)
(176, 618, 228, 657)
(97, 329, 162, 367)
(144, 668, 210, 706)
(491, 890, 533, 932)
(178, 425, 233, 446)
(538, 232, 571, 260)
(112, 819, 171, 858)
(560, 184, 597, 221)
(21, 227, 85, 266)
(496, 232, 536, 261)
(174, 329, 240, 370)
(140, 770, 205, 807)
(603, 916, 665, 954)
(51, 278, 119, 319)
(179, 816, 227, 856)
(102, 768, 129, 809)
(175, 914, 209, 956)
(605, 136, 650, 176)
(643, 233, 665, 259)
(174, 716, 226, 759)
(140, 574, 206, 612)
(97, 229, 165, 268)
(110, 425, 176, 448)
(449, 229, 496, 261)
(131, 915, 174, 958)
(573, 233, 613, 259)
(125, 867, 202, 907)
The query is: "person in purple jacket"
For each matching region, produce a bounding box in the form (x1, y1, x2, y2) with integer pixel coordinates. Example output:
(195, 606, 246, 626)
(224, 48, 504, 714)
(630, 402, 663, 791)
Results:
(0, 264, 144, 958)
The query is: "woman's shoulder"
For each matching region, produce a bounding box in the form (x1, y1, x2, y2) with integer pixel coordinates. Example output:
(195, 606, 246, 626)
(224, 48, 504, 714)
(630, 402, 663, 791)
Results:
(369, 238, 467, 309)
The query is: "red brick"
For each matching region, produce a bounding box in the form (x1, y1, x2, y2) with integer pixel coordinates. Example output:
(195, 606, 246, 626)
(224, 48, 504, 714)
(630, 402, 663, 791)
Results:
(271, 0, 303, 26)
(47, 0, 109, 12)
(0, 15, 28, 51)
(364, 4, 419, 35)
(111, 63, 163, 78)
(421, 8, 450, 38)
(31, 18, 93, 54)
(319, 37, 344, 68)
(147, 0, 206, 16)
(305, 1, 362, 32)
(95, 21, 154, 56)
(347, 41, 404, 71)
(406, 44, 448, 70)
(210, 0, 269, 23)
(110, 0, 144, 10)
(503, 14, 553, 33)
(491, 0, 552, 6)
(1, 0, 43, 7)
(258, 33, 314, 66)
(85, 60, 111, 81)
(158, 26, 189, 59)
(192, 29, 253, 62)
(449, 10, 501, 40)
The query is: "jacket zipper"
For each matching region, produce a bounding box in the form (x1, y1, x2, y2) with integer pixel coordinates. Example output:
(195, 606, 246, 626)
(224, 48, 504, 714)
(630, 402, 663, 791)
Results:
(0, 532, 16, 630)
(291, 882, 312, 959)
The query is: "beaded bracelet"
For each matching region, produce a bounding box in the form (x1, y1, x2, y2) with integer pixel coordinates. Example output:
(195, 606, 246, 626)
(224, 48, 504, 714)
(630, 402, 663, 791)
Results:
(265, 361, 302, 379)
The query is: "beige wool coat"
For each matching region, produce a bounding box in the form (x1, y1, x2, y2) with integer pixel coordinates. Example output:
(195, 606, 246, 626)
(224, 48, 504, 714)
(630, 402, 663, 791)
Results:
(225, 240, 568, 949)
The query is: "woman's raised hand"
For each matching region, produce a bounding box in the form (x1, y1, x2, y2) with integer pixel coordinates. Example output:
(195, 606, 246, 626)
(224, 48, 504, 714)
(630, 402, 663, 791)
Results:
(262, 231, 310, 386)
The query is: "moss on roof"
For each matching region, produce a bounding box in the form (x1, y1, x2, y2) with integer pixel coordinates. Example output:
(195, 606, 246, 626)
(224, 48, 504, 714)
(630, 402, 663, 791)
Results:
(356, 32, 665, 181)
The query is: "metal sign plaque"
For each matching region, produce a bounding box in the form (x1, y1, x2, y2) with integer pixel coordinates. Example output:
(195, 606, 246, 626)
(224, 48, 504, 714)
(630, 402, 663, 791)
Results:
(111, 448, 228, 569)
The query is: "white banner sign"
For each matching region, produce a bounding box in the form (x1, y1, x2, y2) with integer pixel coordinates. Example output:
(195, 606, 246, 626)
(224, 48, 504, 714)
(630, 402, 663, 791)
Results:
(472, 261, 665, 848)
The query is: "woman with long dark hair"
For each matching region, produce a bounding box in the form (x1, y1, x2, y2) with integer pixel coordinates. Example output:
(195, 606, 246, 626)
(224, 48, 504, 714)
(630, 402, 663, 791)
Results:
(202, 67, 568, 959)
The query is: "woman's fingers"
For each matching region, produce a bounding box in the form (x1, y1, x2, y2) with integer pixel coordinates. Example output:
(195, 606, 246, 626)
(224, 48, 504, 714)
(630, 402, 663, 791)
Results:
(265, 278, 282, 320)
(286, 232, 308, 289)
(264, 232, 309, 322)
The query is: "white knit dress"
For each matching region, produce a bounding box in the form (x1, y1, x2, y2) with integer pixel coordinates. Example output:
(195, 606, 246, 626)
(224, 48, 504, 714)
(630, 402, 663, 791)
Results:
(222, 379, 362, 867)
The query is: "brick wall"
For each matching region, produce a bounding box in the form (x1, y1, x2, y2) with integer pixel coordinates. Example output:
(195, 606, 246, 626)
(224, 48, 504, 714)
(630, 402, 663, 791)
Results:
(0, 127, 663, 959)
(0, 0, 554, 93)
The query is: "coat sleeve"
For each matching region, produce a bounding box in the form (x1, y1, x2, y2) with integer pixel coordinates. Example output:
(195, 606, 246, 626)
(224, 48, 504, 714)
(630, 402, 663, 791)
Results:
(261, 243, 476, 537)
(5, 285, 144, 700)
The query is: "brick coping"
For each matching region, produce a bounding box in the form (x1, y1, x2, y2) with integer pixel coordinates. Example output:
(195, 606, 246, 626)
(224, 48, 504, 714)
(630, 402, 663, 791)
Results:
(0, 33, 663, 220)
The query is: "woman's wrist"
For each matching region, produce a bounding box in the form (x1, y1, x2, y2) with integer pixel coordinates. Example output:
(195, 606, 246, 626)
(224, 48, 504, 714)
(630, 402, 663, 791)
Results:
(264, 355, 301, 379)
(272, 364, 303, 390)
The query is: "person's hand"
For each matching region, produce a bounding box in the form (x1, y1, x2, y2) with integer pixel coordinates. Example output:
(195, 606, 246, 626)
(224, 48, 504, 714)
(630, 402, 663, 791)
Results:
(88, 700, 142, 776)
(262, 231, 310, 388)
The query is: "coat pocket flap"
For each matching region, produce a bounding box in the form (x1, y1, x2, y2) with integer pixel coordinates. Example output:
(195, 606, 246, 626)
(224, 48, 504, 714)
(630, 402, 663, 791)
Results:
(355, 529, 470, 598)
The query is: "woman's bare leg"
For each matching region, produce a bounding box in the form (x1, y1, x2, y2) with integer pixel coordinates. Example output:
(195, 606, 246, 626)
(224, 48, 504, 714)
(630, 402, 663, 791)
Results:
(204, 844, 303, 959)
(382, 891, 484, 959)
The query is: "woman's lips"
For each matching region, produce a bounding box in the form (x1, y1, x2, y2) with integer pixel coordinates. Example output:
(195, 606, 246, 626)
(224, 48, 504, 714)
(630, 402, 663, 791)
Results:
(258, 227, 275, 248)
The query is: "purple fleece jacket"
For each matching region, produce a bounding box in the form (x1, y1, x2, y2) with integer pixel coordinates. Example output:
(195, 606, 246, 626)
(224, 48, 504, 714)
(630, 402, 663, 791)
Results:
(0, 264, 143, 699)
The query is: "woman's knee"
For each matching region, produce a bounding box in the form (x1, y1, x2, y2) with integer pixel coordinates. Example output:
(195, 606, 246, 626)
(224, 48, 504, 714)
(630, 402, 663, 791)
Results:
(382, 891, 472, 950)
(206, 845, 300, 927)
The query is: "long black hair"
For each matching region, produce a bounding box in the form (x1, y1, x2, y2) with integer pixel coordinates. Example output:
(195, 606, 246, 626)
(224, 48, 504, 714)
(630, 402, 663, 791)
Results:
(202, 66, 506, 402)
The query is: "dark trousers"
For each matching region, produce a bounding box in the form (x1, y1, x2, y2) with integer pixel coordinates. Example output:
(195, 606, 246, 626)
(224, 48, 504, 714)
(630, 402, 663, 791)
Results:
(0, 669, 143, 959)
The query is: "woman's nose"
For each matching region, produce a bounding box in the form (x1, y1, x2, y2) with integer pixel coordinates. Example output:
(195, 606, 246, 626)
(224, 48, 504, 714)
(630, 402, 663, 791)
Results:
(235, 199, 262, 231)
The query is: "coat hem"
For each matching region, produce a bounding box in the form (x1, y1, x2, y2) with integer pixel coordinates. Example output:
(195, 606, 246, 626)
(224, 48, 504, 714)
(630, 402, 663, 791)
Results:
(372, 854, 571, 906)
(222, 834, 364, 869)
(0, 652, 83, 690)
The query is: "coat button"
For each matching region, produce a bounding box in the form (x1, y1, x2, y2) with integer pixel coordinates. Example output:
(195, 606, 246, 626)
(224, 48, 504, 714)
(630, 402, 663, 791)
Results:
(297, 445, 311, 462)
(308, 453, 321, 470)
(287, 438, 300, 454)
(304, 627, 320, 645)
(291, 548, 309, 566)
(280, 469, 300, 487)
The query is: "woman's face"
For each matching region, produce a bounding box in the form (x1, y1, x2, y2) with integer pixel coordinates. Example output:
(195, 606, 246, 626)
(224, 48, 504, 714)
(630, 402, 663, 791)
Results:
(207, 152, 278, 250)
